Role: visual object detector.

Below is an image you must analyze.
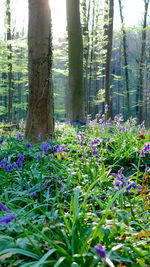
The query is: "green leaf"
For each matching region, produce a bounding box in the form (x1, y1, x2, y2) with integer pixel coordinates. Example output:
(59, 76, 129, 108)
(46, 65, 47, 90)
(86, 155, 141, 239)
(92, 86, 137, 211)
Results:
(33, 248, 56, 267)
(0, 248, 40, 260)
(54, 257, 66, 267)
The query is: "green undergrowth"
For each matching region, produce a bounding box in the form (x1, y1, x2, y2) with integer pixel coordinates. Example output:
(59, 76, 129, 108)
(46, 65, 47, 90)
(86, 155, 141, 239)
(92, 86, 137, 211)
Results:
(0, 117, 149, 267)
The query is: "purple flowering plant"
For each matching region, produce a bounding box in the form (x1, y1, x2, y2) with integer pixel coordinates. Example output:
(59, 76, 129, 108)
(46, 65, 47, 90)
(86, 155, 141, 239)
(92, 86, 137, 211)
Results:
(0, 202, 16, 226)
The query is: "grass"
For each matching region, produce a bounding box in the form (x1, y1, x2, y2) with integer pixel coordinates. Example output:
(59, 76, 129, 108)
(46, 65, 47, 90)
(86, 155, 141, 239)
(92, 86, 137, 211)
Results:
(0, 115, 149, 267)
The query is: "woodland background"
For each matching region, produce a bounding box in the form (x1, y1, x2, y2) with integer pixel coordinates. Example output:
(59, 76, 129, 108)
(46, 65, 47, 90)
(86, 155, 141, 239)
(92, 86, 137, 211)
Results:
(0, 0, 150, 126)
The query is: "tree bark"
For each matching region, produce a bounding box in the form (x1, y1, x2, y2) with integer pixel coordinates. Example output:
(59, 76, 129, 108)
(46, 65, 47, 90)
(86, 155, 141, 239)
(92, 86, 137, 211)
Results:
(66, 0, 85, 123)
(103, 0, 114, 118)
(137, 0, 149, 123)
(118, 0, 130, 118)
(6, 0, 13, 122)
(25, 0, 54, 142)
(81, 0, 91, 116)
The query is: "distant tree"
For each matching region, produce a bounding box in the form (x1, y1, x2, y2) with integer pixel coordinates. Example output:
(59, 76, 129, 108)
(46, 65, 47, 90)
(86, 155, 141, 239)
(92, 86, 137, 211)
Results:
(103, 0, 114, 118)
(81, 0, 91, 116)
(118, 0, 130, 118)
(137, 0, 149, 123)
(6, 0, 13, 122)
(66, 0, 85, 123)
(25, 0, 54, 142)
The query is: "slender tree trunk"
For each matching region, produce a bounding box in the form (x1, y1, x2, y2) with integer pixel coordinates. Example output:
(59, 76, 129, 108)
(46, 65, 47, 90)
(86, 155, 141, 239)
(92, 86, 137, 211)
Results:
(103, 0, 114, 118)
(6, 0, 13, 122)
(18, 71, 22, 121)
(66, 0, 85, 123)
(118, 0, 130, 118)
(137, 0, 149, 123)
(25, 0, 54, 142)
(82, 0, 91, 116)
(88, 0, 95, 116)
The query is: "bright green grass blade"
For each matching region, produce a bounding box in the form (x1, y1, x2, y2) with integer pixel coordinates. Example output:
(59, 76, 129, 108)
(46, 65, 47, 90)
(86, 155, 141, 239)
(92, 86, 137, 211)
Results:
(33, 248, 56, 267)
(0, 248, 40, 260)
(53, 257, 66, 267)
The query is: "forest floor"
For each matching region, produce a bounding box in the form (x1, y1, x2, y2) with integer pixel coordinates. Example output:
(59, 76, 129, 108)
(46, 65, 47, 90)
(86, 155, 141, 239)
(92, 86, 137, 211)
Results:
(0, 115, 149, 267)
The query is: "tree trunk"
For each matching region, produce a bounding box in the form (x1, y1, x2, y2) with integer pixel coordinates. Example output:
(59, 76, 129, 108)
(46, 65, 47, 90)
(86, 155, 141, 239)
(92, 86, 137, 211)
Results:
(81, 0, 91, 117)
(88, 0, 95, 117)
(25, 0, 54, 142)
(137, 0, 149, 123)
(66, 0, 85, 123)
(118, 0, 130, 118)
(6, 0, 13, 122)
(103, 0, 114, 119)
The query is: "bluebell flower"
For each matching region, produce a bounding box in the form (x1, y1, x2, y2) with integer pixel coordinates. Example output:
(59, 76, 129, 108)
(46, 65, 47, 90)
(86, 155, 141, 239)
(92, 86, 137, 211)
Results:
(0, 214, 16, 226)
(76, 131, 86, 146)
(17, 154, 24, 168)
(95, 245, 106, 259)
(0, 158, 8, 168)
(26, 142, 32, 149)
(0, 202, 16, 226)
(16, 133, 24, 140)
(52, 144, 67, 153)
(112, 168, 138, 193)
(7, 164, 13, 172)
(140, 142, 150, 157)
(37, 155, 41, 161)
(0, 202, 12, 213)
(29, 192, 37, 198)
(41, 143, 50, 154)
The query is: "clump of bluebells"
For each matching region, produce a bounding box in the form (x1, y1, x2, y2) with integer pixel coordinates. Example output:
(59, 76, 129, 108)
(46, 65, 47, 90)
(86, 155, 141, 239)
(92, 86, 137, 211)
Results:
(111, 167, 141, 193)
(0, 202, 16, 226)
(140, 142, 150, 157)
(0, 153, 24, 172)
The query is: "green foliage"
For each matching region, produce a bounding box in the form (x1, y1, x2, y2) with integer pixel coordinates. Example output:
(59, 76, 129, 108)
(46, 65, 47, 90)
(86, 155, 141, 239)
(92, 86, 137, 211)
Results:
(0, 116, 149, 266)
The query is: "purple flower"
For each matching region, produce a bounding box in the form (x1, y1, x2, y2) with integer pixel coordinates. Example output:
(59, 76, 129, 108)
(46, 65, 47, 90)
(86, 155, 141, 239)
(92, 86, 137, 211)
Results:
(114, 114, 124, 125)
(29, 192, 37, 198)
(0, 202, 16, 226)
(112, 168, 138, 192)
(0, 202, 12, 213)
(0, 214, 16, 226)
(16, 133, 24, 140)
(126, 181, 137, 190)
(52, 144, 67, 153)
(95, 245, 106, 259)
(17, 154, 24, 168)
(76, 131, 87, 146)
(7, 164, 13, 172)
(140, 142, 150, 157)
(0, 158, 8, 168)
(41, 143, 50, 154)
(26, 142, 32, 149)
(37, 155, 41, 161)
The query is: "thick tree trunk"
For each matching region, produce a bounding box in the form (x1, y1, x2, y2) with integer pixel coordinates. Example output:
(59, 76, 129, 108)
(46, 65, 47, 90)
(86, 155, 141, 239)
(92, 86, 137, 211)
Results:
(25, 0, 54, 142)
(66, 0, 85, 123)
